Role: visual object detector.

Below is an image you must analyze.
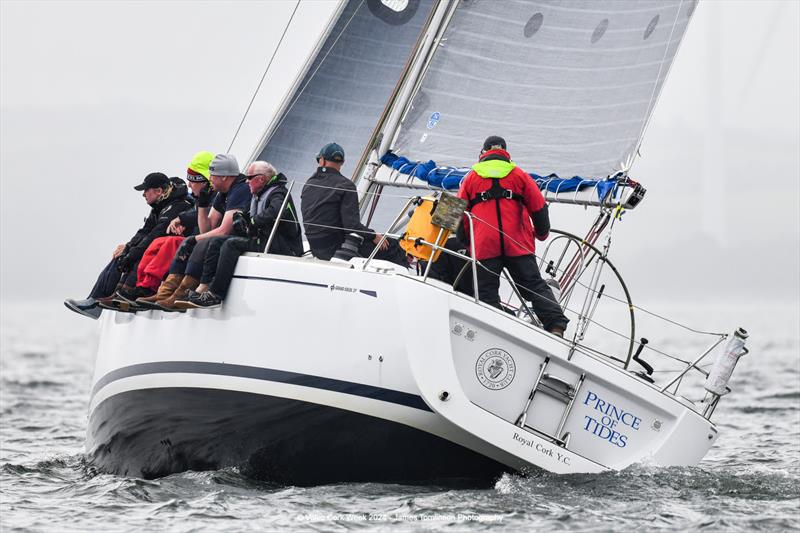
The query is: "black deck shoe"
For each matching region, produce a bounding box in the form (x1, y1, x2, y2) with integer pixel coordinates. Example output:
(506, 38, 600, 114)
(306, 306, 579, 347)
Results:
(64, 298, 102, 320)
(116, 286, 155, 304)
(184, 291, 223, 309)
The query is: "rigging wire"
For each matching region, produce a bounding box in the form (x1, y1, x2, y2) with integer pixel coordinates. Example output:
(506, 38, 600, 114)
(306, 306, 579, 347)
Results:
(299, 179, 728, 337)
(627, 0, 688, 173)
(468, 211, 727, 337)
(266, 207, 718, 379)
(253, 0, 366, 156)
(277, 178, 728, 353)
(227, 0, 302, 153)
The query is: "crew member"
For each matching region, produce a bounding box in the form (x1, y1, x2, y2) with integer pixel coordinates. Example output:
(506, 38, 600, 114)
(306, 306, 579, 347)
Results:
(63, 172, 193, 319)
(134, 150, 216, 308)
(301, 142, 405, 264)
(151, 153, 250, 310)
(457, 136, 568, 336)
(182, 161, 302, 309)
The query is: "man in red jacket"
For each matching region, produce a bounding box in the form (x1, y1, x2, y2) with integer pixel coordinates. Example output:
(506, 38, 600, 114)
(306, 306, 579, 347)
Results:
(458, 136, 568, 336)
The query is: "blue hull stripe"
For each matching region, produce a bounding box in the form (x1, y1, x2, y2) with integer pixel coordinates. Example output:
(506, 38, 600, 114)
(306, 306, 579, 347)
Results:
(232, 274, 328, 289)
(92, 361, 432, 412)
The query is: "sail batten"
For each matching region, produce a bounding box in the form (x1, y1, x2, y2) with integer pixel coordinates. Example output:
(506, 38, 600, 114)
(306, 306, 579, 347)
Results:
(390, 0, 695, 178)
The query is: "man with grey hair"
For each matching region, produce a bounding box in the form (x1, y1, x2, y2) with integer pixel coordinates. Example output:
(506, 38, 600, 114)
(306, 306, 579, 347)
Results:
(181, 160, 302, 309)
(152, 153, 251, 309)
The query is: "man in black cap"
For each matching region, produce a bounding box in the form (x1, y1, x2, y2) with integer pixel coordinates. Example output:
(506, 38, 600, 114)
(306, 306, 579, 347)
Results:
(301, 142, 393, 261)
(64, 172, 193, 318)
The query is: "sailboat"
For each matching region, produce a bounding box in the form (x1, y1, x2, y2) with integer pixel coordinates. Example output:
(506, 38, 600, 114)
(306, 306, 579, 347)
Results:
(86, 0, 749, 485)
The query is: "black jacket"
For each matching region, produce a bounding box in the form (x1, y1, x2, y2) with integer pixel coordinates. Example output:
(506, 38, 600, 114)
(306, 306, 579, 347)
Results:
(249, 173, 303, 257)
(124, 177, 194, 262)
(300, 166, 373, 252)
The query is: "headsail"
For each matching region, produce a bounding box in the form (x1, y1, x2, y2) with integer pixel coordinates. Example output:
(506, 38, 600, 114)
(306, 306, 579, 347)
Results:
(253, 0, 435, 186)
(390, 0, 697, 179)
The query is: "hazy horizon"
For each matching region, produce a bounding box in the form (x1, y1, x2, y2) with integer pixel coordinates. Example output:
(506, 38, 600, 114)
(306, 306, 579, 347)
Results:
(1, 0, 798, 308)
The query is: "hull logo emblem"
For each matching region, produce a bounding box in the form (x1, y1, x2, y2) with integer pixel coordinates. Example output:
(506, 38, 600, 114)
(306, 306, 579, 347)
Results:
(476, 349, 516, 390)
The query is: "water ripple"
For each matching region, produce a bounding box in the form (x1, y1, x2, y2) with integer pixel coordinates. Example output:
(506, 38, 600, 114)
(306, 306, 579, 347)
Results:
(1, 303, 798, 531)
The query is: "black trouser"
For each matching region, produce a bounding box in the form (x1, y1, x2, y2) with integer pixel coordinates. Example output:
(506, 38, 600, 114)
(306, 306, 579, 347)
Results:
(310, 242, 339, 261)
(200, 236, 235, 284)
(309, 236, 406, 267)
(88, 257, 139, 298)
(422, 237, 473, 296)
(88, 258, 122, 299)
(168, 238, 210, 279)
(359, 238, 407, 267)
(477, 254, 568, 332)
(208, 237, 261, 298)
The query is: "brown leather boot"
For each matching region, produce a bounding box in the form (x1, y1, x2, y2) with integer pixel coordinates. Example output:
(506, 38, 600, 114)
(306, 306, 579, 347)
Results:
(174, 281, 208, 310)
(137, 274, 183, 308)
(156, 275, 199, 311)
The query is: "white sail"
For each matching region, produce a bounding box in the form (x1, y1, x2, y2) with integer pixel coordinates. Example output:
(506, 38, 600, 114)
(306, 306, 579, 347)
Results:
(390, 0, 697, 178)
(253, 0, 435, 185)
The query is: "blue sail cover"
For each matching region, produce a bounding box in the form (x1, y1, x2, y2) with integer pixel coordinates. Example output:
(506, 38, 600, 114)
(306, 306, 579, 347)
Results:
(380, 152, 620, 201)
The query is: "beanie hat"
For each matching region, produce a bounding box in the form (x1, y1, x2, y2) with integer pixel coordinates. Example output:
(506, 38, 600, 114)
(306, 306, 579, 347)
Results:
(209, 153, 240, 177)
(187, 151, 214, 180)
(482, 135, 507, 152)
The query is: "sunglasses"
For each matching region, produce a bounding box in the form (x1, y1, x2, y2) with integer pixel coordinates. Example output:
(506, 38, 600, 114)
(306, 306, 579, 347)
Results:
(245, 173, 266, 181)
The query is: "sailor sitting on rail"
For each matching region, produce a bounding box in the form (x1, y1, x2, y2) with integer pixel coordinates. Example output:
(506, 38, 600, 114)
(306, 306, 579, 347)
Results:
(181, 161, 302, 309)
(457, 136, 568, 337)
(64, 171, 194, 319)
(152, 154, 251, 310)
(125, 151, 216, 308)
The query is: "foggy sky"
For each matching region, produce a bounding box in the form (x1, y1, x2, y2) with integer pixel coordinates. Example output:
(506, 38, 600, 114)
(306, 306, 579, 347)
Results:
(1, 0, 798, 306)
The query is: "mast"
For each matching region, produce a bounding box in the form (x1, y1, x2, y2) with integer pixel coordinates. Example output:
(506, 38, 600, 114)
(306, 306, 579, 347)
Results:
(354, 0, 457, 212)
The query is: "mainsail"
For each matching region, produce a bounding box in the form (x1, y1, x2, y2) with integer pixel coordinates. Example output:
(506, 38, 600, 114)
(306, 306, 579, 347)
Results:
(253, 0, 435, 186)
(390, 0, 697, 178)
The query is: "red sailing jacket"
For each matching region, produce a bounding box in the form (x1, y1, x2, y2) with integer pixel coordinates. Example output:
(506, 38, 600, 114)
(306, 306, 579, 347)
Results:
(457, 149, 548, 260)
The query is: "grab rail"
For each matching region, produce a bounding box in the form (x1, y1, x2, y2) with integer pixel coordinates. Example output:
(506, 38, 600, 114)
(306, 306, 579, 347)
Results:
(263, 181, 295, 255)
(326, 190, 731, 414)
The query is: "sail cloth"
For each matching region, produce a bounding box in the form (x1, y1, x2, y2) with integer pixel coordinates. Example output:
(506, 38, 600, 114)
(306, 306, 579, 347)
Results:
(255, 0, 435, 187)
(392, 0, 697, 179)
(380, 151, 620, 201)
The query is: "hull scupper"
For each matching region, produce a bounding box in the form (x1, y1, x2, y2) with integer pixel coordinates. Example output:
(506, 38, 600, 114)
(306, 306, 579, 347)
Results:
(87, 253, 718, 482)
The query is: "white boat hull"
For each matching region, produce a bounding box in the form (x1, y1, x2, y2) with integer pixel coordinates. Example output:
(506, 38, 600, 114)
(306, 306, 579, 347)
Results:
(86, 253, 718, 483)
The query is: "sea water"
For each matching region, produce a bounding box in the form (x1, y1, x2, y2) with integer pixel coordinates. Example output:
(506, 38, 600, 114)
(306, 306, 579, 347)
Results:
(1, 301, 797, 531)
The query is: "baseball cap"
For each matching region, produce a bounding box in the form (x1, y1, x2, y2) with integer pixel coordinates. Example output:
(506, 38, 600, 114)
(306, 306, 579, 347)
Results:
(316, 142, 345, 163)
(134, 172, 170, 191)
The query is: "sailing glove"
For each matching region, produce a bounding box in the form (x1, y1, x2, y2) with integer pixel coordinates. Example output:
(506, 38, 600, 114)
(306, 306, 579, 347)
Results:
(197, 185, 214, 208)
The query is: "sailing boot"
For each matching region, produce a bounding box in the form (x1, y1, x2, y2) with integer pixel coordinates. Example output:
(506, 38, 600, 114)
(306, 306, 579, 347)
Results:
(157, 275, 199, 311)
(137, 274, 183, 309)
(175, 281, 209, 308)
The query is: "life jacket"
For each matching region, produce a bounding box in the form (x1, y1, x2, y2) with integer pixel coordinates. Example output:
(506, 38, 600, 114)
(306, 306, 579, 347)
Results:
(465, 150, 525, 257)
(252, 174, 301, 243)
